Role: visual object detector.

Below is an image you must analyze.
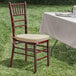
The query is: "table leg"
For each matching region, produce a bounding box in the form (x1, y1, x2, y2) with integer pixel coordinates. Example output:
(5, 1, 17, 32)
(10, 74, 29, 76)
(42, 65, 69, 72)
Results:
(51, 40, 58, 56)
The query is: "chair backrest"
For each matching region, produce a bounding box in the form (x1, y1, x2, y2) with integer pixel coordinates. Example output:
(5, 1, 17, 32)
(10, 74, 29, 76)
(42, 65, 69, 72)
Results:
(9, 2, 27, 37)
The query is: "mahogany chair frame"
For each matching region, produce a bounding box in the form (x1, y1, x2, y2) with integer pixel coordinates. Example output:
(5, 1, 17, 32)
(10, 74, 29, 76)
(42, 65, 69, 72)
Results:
(9, 2, 50, 73)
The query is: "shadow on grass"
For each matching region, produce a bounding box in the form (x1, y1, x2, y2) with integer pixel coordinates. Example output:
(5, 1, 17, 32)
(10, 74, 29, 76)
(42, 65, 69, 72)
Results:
(0, 58, 47, 72)
(52, 42, 76, 66)
(0, 58, 34, 72)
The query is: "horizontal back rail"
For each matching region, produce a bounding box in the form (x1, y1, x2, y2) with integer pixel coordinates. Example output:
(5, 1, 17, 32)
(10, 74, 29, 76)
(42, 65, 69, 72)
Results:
(15, 25, 24, 28)
(11, 3, 24, 5)
(14, 19, 24, 22)
(13, 14, 24, 16)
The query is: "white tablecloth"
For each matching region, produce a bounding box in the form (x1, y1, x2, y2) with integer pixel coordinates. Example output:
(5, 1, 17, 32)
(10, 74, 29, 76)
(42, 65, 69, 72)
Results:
(40, 12, 76, 48)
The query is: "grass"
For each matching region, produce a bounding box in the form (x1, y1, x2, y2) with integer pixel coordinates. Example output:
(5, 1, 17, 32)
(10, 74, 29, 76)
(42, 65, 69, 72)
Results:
(0, 3, 76, 76)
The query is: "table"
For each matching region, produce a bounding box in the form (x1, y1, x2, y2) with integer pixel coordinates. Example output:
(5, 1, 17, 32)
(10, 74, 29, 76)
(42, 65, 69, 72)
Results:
(40, 12, 76, 54)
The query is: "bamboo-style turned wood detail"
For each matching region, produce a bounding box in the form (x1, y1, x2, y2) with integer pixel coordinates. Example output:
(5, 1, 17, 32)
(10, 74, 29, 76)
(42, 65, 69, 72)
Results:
(11, 3, 24, 16)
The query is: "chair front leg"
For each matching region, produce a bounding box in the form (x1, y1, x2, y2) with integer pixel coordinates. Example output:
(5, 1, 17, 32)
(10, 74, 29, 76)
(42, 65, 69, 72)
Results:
(10, 43, 15, 67)
(34, 43, 37, 73)
(47, 40, 50, 66)
(25, 43, 27, 62)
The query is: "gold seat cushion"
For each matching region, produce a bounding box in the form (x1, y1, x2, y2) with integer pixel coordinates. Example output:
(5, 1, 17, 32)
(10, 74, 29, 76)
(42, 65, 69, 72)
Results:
(15, 34, 50, 43)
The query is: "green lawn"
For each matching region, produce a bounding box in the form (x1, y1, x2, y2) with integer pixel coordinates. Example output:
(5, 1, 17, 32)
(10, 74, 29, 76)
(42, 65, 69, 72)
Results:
(0, 3, 76, 76)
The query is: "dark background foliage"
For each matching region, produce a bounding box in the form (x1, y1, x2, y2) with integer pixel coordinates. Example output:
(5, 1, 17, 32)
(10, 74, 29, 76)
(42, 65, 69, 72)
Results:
(0, 0, 76, 5)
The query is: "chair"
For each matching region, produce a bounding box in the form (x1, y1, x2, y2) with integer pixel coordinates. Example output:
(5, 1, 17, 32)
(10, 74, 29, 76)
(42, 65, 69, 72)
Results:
(9, 2, 50, 73)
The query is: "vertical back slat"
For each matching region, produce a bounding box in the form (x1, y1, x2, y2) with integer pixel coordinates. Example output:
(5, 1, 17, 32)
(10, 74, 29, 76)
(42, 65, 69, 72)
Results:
(19, 4, 21, 14)
(22, 4, 24, 14)
(17, 4, 19, 15)
(15, 4, 16, 15)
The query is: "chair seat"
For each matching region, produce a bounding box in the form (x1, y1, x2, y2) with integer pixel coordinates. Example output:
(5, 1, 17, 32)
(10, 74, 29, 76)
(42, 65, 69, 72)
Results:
(15, 34, 50, 43)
